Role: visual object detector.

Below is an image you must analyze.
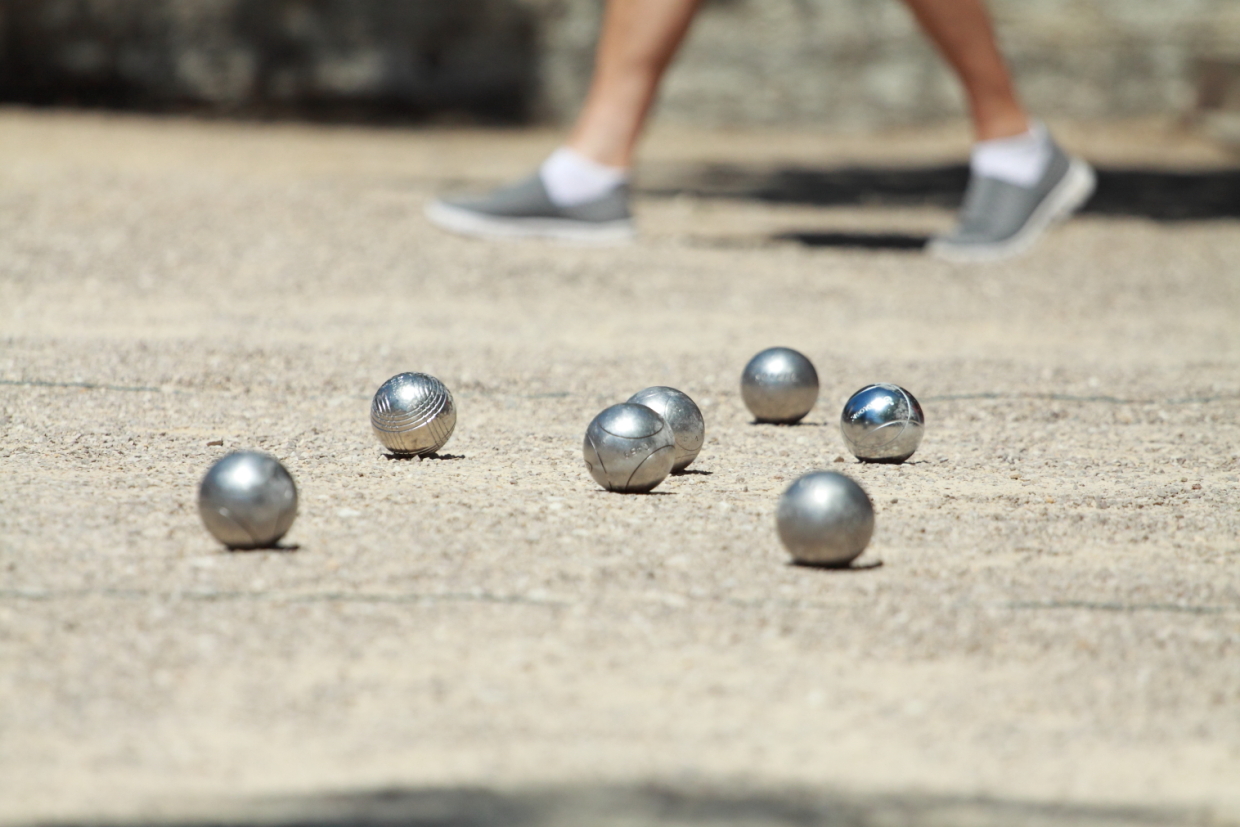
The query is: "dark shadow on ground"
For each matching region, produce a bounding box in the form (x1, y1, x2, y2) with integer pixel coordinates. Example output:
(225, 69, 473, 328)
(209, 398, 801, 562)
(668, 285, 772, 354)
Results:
(772, 231, 929, 250)
(791, 558, 885, 572)
(228, 543, 300, 554)
(644, 163, 1240, 221)
(47, 783, 1207, 827)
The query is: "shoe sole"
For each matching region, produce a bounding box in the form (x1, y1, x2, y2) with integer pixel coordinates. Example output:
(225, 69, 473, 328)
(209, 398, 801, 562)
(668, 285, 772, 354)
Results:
(927, 158, 1097, 263)
(424, 200, 636, 246)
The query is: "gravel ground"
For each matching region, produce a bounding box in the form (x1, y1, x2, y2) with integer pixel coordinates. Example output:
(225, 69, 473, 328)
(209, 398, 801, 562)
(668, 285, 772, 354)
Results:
(0, 111, 1238, 826)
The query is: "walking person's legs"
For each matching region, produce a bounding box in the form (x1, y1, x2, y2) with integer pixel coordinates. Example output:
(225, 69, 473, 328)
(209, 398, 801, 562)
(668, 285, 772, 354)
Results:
(903, 0, 1095, 260)
(427, 0, 1094, 257)
(902, 0, 1030, 142)
(567, 0, 703, 168)
(425, 0, 700, 244)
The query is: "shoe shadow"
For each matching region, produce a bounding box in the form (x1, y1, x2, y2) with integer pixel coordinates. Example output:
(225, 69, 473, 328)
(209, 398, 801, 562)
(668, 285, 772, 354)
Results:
(644, 162, 1240, 223)
(772, 231, 929, 251)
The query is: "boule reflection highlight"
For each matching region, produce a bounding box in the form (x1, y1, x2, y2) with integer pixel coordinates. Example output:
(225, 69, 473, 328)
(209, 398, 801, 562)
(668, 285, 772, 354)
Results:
(741, 347, 819, 424)
(776, 471, 874, 567)
(840, 383, 924, 463)
(626, 386, 705, 472)
(198, 451, 298, 549)
(583, 403, 677, 493)
(371, 372, 457, 456)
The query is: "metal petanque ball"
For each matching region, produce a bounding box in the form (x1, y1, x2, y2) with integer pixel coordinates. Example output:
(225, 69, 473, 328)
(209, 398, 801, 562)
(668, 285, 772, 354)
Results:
(626, 386, 705, 472)
(776, 471, 874, 567)
(583, 403, 677, 493)
(740, 347, 819, 424)
(198, 451, 298, 550)
(370, 372, 456, 456)
(840, 383, 925, 463)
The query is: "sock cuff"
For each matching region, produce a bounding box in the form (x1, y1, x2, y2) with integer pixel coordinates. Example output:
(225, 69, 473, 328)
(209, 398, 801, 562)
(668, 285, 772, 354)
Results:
(970, 121, 1052, 188)
(540, 147, 629, 208)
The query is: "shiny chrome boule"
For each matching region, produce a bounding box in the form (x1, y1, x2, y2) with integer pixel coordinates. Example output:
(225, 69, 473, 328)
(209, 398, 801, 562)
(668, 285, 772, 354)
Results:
(370, 372, 456, 456)
(776, 471, 874, 567)
(740, 347, 819, 424)
(583, 403, 677, 493)
(840, 383, 925, 463)
(626, 386, 705, 472)
(198, 451, 298, 550)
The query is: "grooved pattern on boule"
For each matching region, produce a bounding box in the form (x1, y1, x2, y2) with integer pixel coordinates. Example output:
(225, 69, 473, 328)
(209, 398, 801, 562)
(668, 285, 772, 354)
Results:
(582, 403, 676, 493)
(370, 372, 457, 456)
(624, 444, 677, 492)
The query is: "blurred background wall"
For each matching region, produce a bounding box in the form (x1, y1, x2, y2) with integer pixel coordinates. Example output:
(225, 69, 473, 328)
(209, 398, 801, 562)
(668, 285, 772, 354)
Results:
(1, 0, 1238, 128)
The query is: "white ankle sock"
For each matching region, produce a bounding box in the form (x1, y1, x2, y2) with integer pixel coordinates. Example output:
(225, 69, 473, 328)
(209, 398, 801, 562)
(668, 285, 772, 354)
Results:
(539, 147, 628, 208)
(970, 122, 1052, 188)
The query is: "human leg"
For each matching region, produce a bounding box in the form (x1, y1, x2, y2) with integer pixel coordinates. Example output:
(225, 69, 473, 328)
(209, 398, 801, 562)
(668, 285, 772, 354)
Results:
(426, 0, 700, 243)
(567, 0, 703, 168)
(903, 0, 1096, 260)
(900, 0, 1029, 141)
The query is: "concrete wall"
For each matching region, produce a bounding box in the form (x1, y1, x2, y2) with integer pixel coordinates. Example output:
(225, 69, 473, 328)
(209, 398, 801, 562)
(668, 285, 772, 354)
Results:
(1, 0, 1237, 127)
(0, 0, 540, 120)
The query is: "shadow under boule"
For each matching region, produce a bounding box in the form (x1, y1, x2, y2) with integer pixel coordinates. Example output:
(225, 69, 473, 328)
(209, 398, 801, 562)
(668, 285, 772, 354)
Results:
(382, 452, 467, 461)
(790, 558, 884, 572)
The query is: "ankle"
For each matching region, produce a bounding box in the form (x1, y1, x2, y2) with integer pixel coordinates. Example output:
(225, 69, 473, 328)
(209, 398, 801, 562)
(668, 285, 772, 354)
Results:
(539, 146, 629, 208)
(971, 121, 1052, 187)
(972, 110, 1032, 143)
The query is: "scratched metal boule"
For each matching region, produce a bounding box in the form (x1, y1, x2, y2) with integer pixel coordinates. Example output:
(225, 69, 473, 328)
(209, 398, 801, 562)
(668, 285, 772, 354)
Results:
(740, 347, 819, 424)
(370, 372, 456, 456)
(776, 471, 874, 567)
(583, 403, 677, 493)
(840, 383, 925, 463)
(626, 386, 705, 472)
(198, 451, 298, 550)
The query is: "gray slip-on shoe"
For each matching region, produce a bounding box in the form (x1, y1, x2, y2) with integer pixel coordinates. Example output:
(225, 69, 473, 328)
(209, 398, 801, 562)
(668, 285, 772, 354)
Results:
(928, 142, 1096, 262)
(425, 174, 635, 244)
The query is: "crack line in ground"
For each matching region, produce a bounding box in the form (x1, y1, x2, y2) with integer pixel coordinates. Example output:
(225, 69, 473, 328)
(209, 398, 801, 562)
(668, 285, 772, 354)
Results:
(0, 378, 167, 393)
(1005, 600, 1234, 615)
(0, 588, 568, 607)
(926, 392, 1240, 405)
(4, 589, 1235, 616)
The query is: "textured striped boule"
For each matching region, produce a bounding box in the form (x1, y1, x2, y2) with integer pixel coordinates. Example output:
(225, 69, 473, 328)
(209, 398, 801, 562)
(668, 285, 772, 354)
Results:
(370, 372, 456, 456)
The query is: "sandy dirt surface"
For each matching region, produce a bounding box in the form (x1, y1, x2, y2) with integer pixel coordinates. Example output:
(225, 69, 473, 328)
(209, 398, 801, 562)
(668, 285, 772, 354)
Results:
(1, 110, 1239, 826)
